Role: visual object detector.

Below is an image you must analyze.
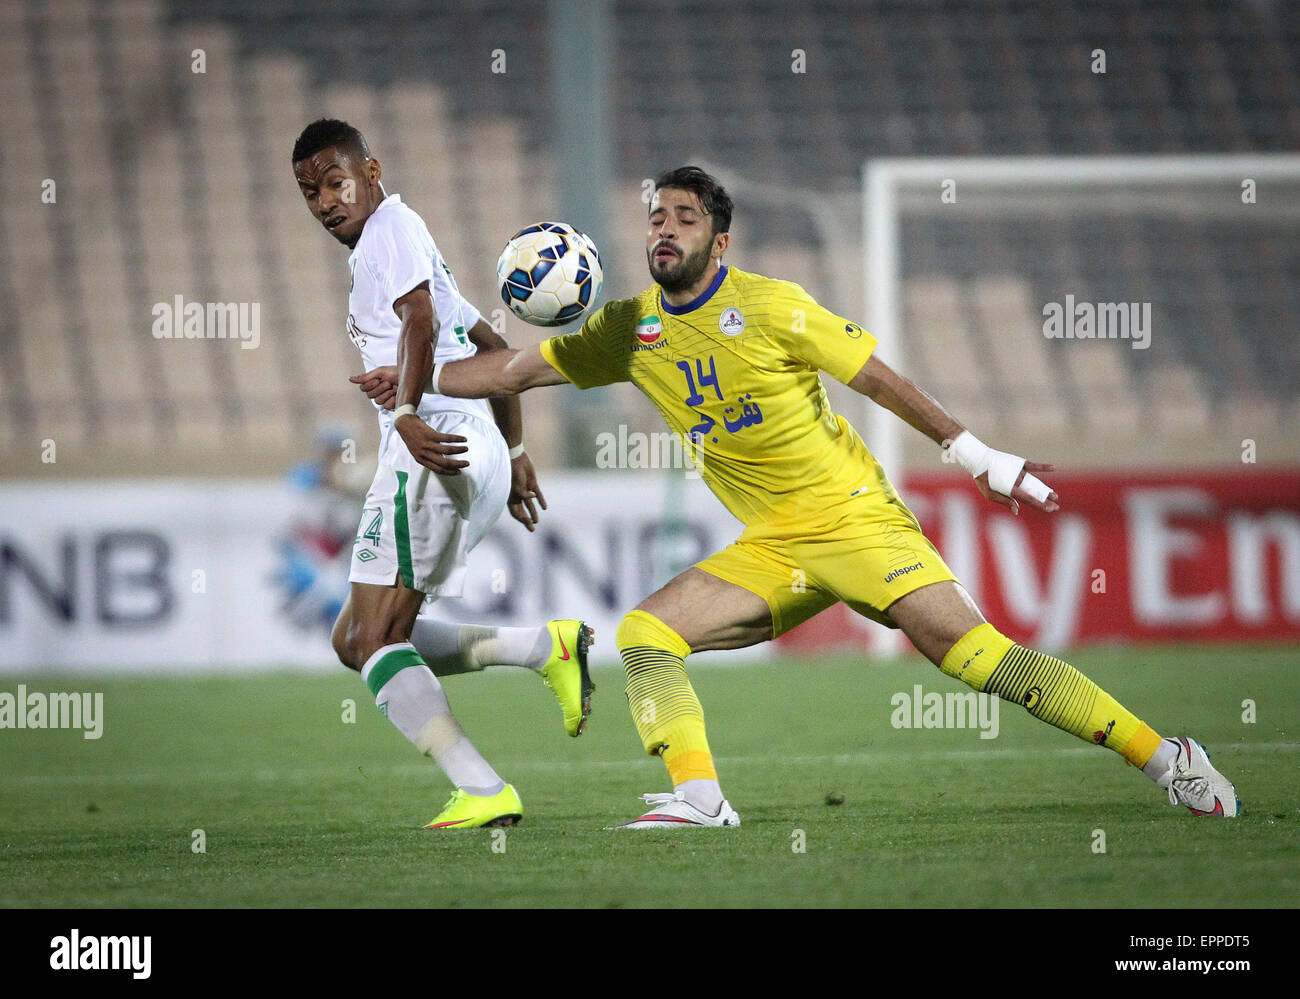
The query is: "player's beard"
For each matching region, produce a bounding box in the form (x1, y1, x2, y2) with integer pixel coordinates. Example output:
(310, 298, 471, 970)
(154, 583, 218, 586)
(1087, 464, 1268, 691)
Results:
(648, 240, 712, 295)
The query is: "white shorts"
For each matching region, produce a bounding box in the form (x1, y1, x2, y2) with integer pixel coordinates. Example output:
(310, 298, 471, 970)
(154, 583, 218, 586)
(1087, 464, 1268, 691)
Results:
(349, 410, 510, 597)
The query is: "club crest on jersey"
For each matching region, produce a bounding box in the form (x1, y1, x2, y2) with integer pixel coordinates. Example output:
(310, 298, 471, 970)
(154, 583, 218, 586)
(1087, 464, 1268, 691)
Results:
(719, 307, 745, 336)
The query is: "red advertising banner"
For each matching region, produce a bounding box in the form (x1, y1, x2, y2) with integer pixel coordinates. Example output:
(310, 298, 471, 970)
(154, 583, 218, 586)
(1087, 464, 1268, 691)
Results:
(778, 469, 1300, 651)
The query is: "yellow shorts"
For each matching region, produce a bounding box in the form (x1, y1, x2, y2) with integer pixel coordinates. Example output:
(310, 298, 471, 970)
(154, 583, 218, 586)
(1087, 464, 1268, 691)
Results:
(695, 494, 957, 638)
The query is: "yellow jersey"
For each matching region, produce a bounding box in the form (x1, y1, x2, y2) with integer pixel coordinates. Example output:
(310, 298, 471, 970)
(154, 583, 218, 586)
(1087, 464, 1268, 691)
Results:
(540, 265, 881, 527)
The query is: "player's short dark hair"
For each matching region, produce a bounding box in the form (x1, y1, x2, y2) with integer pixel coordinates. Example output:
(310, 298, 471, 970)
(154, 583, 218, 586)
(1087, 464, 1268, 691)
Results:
(653, 165, 733, 235)
(291, 118, 370, 166)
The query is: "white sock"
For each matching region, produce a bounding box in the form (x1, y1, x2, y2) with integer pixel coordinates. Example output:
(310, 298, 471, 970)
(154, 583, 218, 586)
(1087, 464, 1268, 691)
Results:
(1142, 737, 1180, 787)
(409, 619, 552, 674)
(677, 778, 723, 814)
(361, 642, 505, 796)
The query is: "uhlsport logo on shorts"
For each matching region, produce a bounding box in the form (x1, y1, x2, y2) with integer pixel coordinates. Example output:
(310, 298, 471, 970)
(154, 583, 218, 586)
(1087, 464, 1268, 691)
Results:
(719, 307, 745, 336)
(883, 561, 923, 583)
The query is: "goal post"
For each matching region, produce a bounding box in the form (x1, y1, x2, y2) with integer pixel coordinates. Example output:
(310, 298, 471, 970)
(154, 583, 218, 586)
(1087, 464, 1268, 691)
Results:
(860, 153, 1300, 655)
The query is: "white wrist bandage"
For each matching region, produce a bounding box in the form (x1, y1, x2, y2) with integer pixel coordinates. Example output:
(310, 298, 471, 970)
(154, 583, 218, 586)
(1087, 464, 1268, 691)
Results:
(394, 404, 418, 420)
(428, 361, 446, 396)
(508, 443, 525, 460)
(949, 431, 1051, 503)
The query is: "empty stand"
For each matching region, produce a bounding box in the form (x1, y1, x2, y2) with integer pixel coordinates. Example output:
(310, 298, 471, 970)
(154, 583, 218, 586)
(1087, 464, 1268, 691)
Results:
(0, 0, 1295, 475)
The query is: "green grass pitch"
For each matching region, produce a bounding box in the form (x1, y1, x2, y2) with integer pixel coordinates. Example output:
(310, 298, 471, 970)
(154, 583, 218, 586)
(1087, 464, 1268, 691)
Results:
(2, 645, 1295, 908)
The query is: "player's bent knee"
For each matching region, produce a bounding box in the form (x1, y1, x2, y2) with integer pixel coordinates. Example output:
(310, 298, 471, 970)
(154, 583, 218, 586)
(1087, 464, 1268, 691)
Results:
(931, 623, 984, 668)
(331, 607, 354, 670)
(616, 609, 691, 660)
(342, 618, 404, 673)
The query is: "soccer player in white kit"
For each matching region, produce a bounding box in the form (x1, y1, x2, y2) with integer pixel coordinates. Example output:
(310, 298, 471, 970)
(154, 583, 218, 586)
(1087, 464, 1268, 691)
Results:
(292, 119, 593, 829)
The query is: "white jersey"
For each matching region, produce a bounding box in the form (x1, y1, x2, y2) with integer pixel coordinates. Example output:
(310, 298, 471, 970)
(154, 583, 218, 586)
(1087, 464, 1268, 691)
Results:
(346, 193, 492, 430)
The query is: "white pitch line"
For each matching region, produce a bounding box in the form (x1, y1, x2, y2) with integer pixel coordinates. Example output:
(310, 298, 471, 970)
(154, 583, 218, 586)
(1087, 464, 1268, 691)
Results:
(2, 742, 1295, 786)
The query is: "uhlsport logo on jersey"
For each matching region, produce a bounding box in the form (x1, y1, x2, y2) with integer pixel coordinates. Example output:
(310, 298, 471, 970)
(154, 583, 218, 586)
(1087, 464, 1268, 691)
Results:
(719, 307, 745, 336)
(633, 315, 666, 352)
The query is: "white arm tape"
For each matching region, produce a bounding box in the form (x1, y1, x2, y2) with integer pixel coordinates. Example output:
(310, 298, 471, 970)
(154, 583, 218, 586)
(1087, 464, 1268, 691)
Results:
(950, 430, 1050, 501)
(949, 431, 994, 480)
(986, 449, 1026, 497)
(508, 443, 525, 460)
(1018, 471, 1053, 504)
(428, 361, 446, 396)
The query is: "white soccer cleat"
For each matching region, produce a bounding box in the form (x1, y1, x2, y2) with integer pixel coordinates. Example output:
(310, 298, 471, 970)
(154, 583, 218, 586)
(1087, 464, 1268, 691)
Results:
(1159, 737, 1240, 817)
(613, 791, 741, 829)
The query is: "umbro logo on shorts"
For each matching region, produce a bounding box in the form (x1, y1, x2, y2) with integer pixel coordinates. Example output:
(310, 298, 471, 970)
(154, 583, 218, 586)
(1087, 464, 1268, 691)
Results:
(356, 549, 378, 562)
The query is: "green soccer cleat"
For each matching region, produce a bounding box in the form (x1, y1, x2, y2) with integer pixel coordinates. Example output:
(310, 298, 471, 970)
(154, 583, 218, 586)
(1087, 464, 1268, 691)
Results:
(424, 784, 523, 829)
(540, 619, 595, 737)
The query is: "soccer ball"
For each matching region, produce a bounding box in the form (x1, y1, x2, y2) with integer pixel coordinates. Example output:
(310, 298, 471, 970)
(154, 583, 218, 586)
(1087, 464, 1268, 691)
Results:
(496, 222, 603, 327)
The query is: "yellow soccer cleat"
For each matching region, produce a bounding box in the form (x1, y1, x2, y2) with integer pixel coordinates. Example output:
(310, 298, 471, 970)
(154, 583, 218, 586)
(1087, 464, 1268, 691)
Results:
(424, 784, 523, 829)
(540, 619, 595, 737)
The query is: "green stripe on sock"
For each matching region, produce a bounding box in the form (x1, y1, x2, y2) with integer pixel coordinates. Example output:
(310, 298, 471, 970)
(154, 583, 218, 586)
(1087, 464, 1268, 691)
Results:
(394, 470, 414, 589)
(365, 647, 426, 697)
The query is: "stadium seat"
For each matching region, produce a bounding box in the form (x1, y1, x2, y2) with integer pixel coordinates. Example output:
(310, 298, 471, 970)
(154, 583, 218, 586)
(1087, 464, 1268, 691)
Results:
(2, 0, 1296, 475)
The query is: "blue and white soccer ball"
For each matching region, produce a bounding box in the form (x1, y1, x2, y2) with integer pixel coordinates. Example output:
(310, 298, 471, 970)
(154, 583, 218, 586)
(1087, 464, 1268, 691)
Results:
(496, 222, 603, 327)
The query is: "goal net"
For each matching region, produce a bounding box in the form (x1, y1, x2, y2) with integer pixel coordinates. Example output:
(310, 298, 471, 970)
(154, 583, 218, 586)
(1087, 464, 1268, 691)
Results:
(862, 154, 1300, 483)
(854, 154, 1300, 653)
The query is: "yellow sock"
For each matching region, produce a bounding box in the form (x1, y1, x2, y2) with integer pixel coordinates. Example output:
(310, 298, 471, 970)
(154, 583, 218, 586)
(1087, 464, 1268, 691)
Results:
(940, 623, 1162, 767)
(617, 609, 716, 784)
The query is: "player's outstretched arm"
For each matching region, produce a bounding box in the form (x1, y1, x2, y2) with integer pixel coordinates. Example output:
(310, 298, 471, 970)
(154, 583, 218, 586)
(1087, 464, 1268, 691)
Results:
(848, 354, 1059, 515)
(435, 342, 570, 398)
(349, 343, 566, 405)
(349, 335, 567, 520)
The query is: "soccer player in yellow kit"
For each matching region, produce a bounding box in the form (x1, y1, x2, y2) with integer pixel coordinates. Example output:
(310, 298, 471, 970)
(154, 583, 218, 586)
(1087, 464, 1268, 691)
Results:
(391, 166, 1239, 827)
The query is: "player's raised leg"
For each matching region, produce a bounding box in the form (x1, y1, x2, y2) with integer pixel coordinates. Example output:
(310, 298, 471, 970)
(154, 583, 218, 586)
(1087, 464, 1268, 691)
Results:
(612, 567, 773, 828)
(887, 580, 1240, 817)
(411, 616, 595, 736)
(336, 599, 595, 737)
(332, 581, 521, 828)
